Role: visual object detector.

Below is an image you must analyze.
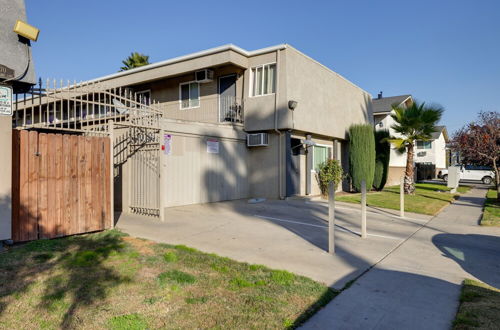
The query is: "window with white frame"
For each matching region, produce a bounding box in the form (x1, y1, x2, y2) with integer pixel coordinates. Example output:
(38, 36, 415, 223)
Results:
(312, 145, 330, 171)
(251, 63, 276, 96)
(180, 82, 200, 109)
(416, 140, 432, 149)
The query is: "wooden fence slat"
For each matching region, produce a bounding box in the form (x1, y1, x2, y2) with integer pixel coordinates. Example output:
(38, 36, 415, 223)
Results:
(38, 133, 48, 238)
(104, 137, 111, 228)
(69, 135, 79, 235)
(90, 138, 100, 232)
(27, 131, 38, 241)
(55, 134, 63, 237)
(62, 135, 71, 236)
(78, 136, 86, 234)
(11, 130, 20, 242)
(47, 134, 57, 238)
(84, 137, 93, 232)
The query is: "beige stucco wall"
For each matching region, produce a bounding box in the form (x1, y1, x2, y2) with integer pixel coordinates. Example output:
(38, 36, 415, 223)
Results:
(0, 117, 12, 240)
(247, 132, 284, 199)
(130, 65, 245, 124)
(284, 48, 373, 139)
(161, 120, 250, 208)
(243, 50, 290, 132)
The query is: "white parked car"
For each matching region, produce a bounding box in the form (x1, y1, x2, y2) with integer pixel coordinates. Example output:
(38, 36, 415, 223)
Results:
(438, 165, 495, 185)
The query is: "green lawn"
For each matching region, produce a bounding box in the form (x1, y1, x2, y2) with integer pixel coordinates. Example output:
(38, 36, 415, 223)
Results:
(0, 230, 337, 329)
(336, 183, 471, 215)
(480, 189, 500, 226)
(453, 279, 500, 329)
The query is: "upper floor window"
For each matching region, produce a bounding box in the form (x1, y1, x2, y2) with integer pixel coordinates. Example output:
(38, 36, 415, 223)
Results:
(180, 82, 200, 109)
(416, 140, 432, 149)
(251, 63, 276, 97)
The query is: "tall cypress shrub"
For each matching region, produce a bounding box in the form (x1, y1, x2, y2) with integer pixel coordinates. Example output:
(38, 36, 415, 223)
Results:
(349, 124, 375, 191)
(373, 129, 390, 191)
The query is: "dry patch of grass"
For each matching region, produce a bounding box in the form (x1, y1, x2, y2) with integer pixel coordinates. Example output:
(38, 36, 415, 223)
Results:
(453, 279, 500, 329)
(0, 230, 337, 329)
(336, 183, 471, 215)
(480, 189, 500, 226)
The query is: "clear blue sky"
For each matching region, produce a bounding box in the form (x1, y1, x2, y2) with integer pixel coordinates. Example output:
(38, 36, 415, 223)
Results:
(25, 0, 499, 134)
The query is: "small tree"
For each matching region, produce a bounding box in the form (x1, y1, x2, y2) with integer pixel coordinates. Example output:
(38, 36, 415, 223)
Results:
(373, 129, 390, 191)
(349, 124, 375, 191)
(452, 111, 499, 200)
(120, 52, 150, 71)
(389, 101, 443, 194)
(317, 159, 344, 197)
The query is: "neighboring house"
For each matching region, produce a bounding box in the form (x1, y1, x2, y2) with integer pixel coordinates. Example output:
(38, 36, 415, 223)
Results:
(373, 93, 448, 185)
(14, 44, 373, 214)
(414, 125, 449, 175)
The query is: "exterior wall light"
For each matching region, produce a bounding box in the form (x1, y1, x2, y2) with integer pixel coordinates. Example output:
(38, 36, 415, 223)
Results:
(13, 20, 40, 41)
(288, 100, 298, 110)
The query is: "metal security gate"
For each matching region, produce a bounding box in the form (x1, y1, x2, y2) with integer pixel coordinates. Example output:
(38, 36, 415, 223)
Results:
(125, 125, 161, 217)
(13, 79, 164, 241)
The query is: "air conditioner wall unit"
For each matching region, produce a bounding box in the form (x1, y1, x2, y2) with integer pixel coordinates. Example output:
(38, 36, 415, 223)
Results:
(195, 69, 214, 83)
(247, 133, 269, 147)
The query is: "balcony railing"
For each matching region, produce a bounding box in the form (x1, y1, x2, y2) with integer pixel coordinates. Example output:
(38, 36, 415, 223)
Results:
(161, 95, 243, 124)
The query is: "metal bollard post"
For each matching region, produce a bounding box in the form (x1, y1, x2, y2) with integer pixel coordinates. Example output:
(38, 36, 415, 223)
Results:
(328, 182, 335, 254)
(400, 176, 405, 218)
(361, 180, 367, 238)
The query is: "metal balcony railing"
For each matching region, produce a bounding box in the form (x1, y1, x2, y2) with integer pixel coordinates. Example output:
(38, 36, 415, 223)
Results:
(160, 95, 243, 124)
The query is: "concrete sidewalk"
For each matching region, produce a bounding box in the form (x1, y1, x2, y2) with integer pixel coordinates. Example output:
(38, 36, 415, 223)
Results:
(301, 187, 500, 330)
(117, 198, 431, 289)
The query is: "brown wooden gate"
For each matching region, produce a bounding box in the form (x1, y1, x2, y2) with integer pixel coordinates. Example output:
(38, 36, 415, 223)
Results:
(12, 130, 111, 242)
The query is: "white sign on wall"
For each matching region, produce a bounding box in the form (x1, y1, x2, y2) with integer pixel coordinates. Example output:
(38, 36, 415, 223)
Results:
(0, 85, 13, 116)
(164, 134, 172, 155)
(207, 138, 219, 154)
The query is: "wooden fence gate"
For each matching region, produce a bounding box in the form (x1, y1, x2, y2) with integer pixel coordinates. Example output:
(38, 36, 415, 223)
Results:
(12, 130, 111, 242)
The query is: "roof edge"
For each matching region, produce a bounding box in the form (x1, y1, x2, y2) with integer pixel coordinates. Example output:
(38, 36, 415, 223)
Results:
(86, 44, 288, 84)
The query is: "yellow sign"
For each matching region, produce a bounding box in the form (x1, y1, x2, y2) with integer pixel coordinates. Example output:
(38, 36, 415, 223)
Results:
(13, 20, 40, 41)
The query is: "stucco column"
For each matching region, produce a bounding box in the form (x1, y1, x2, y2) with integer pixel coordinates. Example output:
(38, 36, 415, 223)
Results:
(0, 116, 12, 240)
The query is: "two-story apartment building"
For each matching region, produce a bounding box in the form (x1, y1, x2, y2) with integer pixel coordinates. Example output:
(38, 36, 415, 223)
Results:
(14, 44, 373, 216)
(373, 93, 448, 185)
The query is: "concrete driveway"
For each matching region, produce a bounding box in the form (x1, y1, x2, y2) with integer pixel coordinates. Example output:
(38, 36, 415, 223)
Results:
(117, 198, 432, 289)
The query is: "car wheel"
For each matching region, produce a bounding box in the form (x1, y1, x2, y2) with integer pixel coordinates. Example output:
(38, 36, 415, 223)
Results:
(482, 176, 492, 185)
(443, 174, 448, 182)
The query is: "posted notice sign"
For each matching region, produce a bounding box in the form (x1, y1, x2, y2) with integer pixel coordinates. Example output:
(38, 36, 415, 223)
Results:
(207, 138, 219, 154)
(0, 85, 13, 116)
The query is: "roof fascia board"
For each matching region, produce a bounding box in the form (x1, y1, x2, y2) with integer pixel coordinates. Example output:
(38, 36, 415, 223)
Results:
(87, 44, 287, 85)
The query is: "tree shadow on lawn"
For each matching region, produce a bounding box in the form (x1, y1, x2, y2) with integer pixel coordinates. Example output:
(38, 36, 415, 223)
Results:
(0, 230, 130, 328)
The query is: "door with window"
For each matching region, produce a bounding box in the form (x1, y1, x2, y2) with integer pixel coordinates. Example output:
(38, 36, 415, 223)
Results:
(219, 75, 238, 122)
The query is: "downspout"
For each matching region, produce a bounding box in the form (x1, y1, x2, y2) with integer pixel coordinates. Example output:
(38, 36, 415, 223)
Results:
(274, 49, 284, 199)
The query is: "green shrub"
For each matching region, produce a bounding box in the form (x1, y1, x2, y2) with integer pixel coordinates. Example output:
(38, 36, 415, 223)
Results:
(317, 159, 344, 197)
(157, 270, 196, 286)
(107, 313, 148, 330)
(373, 129, 390, 191)
(349, 124, 375, 191)
(163, 252, 178, 263)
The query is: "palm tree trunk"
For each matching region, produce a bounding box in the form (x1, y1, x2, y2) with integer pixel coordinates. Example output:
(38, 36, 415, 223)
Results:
(404, 144, 415, 194)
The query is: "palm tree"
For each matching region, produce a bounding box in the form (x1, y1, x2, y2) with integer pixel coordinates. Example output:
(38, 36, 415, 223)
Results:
(120, 52, 150, 71)
(390, 101, 443, 194)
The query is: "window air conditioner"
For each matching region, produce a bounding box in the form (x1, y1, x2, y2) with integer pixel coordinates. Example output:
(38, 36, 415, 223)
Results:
(247, 133, 269, 147)
(195, 69, 214, 83)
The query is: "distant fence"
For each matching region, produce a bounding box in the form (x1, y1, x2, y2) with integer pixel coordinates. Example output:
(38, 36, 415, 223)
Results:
(415, 163, 436, 181)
